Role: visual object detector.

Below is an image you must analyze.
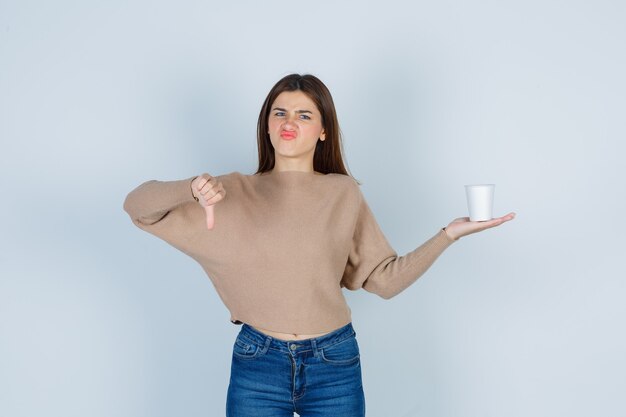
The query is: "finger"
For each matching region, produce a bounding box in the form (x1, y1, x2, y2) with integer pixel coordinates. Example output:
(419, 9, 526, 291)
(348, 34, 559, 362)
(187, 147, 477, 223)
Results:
(199, 180, 218, 198)
(203, 185, 221, 203)
(205, 204, 215, 230)
(199, 184, 213, 198)
(205, 189, 224, 205)
(494, 212, 516, 222)
(476, 218, 505, 229)
(194, 179, 207, 194)
(483, 214, 515, 228)
(505, 212, 517, 220)
(197, 174, 213, 189)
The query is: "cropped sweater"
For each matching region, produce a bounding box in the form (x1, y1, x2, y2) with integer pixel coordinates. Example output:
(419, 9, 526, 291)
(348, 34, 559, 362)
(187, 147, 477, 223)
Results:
(122, 169, 456, 334)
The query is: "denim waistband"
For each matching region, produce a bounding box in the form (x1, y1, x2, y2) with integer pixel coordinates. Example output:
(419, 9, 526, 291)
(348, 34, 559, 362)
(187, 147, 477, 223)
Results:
(238, 322, 356, 354)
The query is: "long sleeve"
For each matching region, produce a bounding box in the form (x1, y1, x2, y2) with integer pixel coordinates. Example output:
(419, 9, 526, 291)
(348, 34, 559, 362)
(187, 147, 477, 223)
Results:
(340, 188, 456, 299)
(122, 176, 198, 226)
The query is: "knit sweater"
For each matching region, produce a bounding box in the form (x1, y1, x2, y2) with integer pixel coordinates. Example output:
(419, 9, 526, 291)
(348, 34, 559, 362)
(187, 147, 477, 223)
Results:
(123, 169, 456, 334)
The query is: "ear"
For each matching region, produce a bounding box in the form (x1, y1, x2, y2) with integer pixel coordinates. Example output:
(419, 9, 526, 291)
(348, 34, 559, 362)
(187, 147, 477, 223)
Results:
(320, 130, 326, 141)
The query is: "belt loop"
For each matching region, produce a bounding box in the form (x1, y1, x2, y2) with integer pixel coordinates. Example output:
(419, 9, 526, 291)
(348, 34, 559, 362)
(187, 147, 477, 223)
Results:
(311, 338, 319, 358)
(263, 335, 272, 353)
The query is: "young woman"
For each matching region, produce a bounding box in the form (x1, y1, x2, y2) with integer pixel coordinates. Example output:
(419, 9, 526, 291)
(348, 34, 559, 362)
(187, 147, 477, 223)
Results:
(123, 73, 515, 416)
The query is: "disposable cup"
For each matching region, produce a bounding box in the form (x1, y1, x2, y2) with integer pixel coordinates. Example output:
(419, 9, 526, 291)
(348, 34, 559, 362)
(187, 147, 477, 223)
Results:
(465, 184, 495, 221)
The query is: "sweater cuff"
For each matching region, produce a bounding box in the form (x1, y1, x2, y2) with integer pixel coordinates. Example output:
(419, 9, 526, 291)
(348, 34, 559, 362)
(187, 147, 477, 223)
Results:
(170, 176, 199, 204)
(148, 175, 199, 208)
(123, 175, 201, 224)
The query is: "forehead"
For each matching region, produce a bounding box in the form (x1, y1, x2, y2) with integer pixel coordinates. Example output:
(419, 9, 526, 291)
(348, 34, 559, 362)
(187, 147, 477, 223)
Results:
(272, 90, 319, 113)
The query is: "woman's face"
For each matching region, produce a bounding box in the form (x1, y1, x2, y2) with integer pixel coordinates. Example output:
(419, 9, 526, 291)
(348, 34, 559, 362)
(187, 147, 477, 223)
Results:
(267, 90, 326, 167)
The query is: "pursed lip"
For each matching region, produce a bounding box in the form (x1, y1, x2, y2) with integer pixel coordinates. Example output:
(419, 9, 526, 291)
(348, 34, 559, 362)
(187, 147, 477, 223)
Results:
(280, 131, 297, 139)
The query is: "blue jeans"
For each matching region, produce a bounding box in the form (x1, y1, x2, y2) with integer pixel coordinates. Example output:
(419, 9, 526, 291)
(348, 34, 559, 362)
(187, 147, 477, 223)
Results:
(226, 322, 366, 416)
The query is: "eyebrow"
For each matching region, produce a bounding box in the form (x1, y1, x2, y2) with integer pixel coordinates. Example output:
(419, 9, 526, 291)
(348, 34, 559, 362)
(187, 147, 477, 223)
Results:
(271, 107, 313, 114)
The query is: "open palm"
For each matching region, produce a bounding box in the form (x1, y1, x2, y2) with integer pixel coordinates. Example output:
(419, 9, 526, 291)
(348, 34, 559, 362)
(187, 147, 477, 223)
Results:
(444, 212, 516, 240)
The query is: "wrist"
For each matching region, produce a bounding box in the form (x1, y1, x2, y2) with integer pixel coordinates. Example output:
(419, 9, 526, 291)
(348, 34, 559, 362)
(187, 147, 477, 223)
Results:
(442, 226, 459, 241)
(191, 177, 199, 202)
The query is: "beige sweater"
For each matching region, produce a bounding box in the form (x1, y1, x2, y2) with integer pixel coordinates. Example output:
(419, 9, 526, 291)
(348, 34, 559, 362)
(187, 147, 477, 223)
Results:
(123, 170, 456, 334)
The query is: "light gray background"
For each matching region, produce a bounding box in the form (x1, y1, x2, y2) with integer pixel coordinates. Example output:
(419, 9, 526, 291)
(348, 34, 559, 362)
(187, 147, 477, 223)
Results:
(1, 1, 624, 416)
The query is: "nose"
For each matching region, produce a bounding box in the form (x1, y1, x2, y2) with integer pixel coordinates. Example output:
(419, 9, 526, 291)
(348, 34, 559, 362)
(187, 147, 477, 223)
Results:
(282, 113, 297, 130)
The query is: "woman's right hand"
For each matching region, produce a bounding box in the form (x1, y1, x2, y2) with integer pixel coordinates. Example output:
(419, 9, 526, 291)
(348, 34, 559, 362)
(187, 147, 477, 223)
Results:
(191, 173, 226, 230)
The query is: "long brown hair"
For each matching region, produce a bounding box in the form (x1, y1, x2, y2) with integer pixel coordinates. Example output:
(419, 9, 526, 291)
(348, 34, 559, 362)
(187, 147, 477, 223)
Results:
(255, 73, 360, 184)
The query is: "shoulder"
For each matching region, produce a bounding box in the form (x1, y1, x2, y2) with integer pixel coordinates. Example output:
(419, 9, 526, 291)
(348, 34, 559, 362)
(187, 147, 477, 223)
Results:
(213, 171, 246, 184)
(214, 170, 242, 179)
(325, 173, 363, 204)
(318, 172, 356, 184)
(321, 172, 359, 187)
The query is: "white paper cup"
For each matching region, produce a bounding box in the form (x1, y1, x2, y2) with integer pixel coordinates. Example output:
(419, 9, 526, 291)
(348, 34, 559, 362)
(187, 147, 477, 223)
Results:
(465, 184, 495, 221)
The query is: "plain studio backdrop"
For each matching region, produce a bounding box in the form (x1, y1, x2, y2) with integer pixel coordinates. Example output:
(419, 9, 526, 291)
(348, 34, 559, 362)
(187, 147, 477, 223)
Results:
(1, 1, 624, 416)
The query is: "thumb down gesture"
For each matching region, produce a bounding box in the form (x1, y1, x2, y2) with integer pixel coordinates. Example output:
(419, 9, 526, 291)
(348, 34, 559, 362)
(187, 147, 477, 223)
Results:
(191, 173, 226, 230)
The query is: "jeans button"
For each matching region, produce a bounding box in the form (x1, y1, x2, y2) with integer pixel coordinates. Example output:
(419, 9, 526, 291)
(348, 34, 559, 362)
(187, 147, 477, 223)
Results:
(290, 344, 297, 351)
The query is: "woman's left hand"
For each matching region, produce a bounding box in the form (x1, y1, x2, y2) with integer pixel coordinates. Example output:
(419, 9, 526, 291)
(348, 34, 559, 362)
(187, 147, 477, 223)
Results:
(444, 212, 516, 241)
